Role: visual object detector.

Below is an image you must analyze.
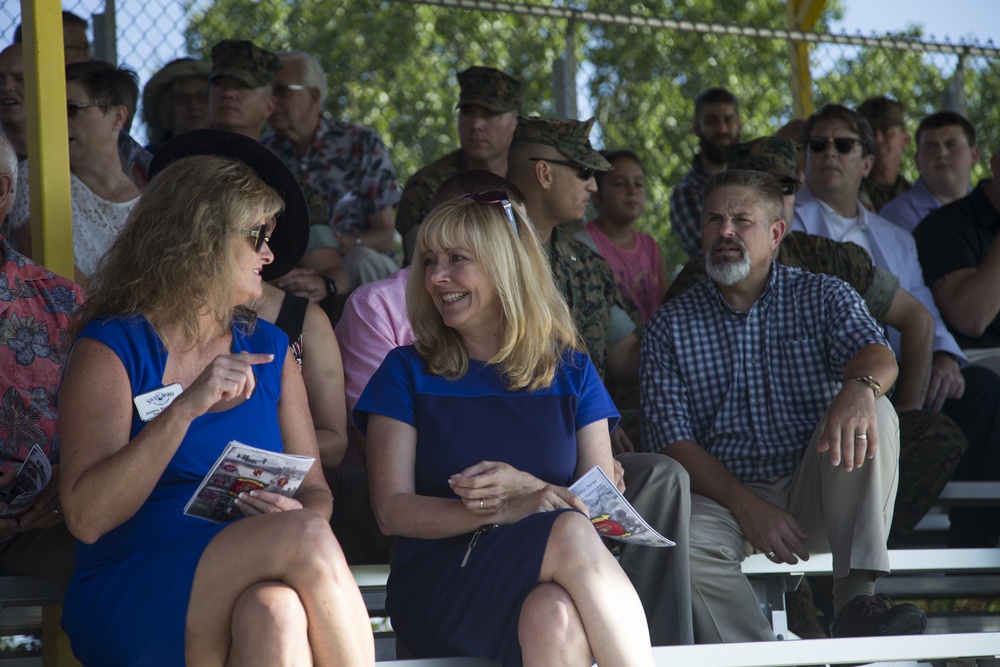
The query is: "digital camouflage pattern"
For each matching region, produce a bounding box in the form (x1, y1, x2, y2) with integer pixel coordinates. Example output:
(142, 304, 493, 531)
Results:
(726, 136, 797, 180)
(395, 67, 521, 239)
(666, 231, 900, 321)
(513, 116, 612, 171)
(209, 39, 280, 88)
(394, 149, 467, 240)
(891, 409, 968, 547)
(863, 173, 911, 212)
(456, 66, 523, 113)
(547, 226, 638, 381)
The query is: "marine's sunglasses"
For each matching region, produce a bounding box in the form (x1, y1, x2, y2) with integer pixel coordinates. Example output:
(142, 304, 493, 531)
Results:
(67, 100, 109, 117)
(529, 157, 596, 181)
(460, 190, 519, 237)
(237, 224, 271, 253)
(778, 178, 799, 197)
(806, 136, 864, 155)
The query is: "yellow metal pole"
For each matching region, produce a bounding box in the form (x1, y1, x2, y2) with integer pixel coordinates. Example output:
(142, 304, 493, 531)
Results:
(787, 0, 826, 120)
(21, 0, 74, 277)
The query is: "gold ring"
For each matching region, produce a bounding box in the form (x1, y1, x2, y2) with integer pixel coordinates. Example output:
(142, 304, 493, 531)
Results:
(479, 500, 484, 510)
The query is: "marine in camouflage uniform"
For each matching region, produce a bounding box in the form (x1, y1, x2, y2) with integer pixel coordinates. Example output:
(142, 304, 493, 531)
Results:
(511, 116, 696, 646)
(668, 135, 966, 547)
(512, 115, 641, 369)
(396, 67, 523, 259)
(858, 96, 911, 213)
(547, 224, 638, 380)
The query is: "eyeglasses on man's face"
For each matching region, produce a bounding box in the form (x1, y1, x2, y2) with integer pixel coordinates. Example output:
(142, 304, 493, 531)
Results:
(806, 136, 864, 155)
(274, 84, 309, 98)
(67, 100, 109, 117)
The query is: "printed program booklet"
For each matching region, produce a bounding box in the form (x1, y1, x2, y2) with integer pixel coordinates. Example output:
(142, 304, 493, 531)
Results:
(184, 440, 314, 524)
(569, 465, 675, 547)
(0, 445, 52, 519)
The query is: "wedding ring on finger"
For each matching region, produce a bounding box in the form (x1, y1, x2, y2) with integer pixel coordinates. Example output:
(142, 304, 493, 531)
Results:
(479, 499, 484, 510)
(855, 433, 868, 440)
(51, 508, 60, 516)
(765, 551, 777, 560)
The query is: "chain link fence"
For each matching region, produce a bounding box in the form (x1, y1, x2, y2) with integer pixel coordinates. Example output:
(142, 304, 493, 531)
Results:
(4, 0, 999, 270)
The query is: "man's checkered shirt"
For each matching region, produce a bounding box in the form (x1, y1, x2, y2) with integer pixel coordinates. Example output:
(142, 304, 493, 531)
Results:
(640, 263, 890, 484)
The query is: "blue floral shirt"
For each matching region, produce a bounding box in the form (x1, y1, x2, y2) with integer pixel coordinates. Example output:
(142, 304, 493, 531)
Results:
(262, 116, 401, 236)
(0, 236, 84, 474)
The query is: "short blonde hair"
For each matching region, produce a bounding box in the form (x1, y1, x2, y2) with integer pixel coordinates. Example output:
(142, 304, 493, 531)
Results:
(408, 197, 581, 391)
(79, 155, 283, 345)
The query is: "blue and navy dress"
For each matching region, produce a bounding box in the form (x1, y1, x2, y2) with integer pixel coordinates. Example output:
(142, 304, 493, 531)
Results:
(355, 345, 618, 667)
(62, 315, 288, 666)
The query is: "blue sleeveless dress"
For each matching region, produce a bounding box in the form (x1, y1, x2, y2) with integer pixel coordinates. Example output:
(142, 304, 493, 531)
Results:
(354, 345, 618, 667)
(61, 315, 288, 666)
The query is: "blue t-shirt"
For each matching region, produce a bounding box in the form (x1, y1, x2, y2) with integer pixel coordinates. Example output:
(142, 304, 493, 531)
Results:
(356, 345, 617, 500)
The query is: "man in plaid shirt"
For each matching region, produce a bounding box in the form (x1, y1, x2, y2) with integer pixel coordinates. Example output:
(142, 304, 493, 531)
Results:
(642, 169, 925, 643)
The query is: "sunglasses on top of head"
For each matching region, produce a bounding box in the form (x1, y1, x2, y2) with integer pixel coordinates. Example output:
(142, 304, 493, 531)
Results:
(529, 157, 596, 182)
(460, 190, 519, 237)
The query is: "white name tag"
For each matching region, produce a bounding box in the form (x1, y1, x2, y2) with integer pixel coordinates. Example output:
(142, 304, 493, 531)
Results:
(134, 383, 183, 422)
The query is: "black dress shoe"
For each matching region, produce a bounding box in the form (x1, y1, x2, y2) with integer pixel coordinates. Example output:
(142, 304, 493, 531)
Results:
(832, 593, 927, 638)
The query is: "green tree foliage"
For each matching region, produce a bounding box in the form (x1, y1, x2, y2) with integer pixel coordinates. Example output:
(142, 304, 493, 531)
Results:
(186, 0, 996, 264)
(186, 0, 568, 186)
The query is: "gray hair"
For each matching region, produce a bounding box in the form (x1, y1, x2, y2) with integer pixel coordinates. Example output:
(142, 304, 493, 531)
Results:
(702, 169, 784, 224)
(277, 50, 327, 106)
(0, 129, 17, 193)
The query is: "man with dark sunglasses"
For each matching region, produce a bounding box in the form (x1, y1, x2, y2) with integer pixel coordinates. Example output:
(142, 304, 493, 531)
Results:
(796, 104, 1000, 549)
(396, 66, 524, 261)
(508, 116, 642, 396)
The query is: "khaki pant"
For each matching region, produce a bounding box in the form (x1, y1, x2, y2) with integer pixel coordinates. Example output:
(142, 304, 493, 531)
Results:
(617, 452, 694, 646)
(689, 397, 899, 643)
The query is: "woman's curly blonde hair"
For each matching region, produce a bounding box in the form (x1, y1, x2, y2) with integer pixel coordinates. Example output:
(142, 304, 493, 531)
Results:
(77, 155, 283, 346)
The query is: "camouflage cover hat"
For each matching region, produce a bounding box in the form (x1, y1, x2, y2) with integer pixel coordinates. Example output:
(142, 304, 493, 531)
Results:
(210, 39, 280, 88)
(857, 96, 906, 131)
(513, 116, 612, 171)
(456, 66, 523, 113)
(726, 136, 798, 181)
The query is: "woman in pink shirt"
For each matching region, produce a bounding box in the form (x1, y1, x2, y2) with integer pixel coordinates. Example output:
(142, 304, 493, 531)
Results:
(586, 150, 668, 324)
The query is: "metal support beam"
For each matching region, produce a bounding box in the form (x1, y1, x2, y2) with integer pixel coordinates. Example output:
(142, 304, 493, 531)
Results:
(786, 0, 825, 119)
(21, 0, 74, 277)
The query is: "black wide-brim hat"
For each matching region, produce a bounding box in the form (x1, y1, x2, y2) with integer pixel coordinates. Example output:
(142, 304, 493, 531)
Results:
(148, 128, 309, 281)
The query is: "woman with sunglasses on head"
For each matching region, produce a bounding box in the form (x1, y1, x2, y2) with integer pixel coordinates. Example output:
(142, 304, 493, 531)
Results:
(357, 196, 653, 667)
(586, 150, 669, 325)
(10, 61, 141, 292)
(57, 155, 373, 667)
